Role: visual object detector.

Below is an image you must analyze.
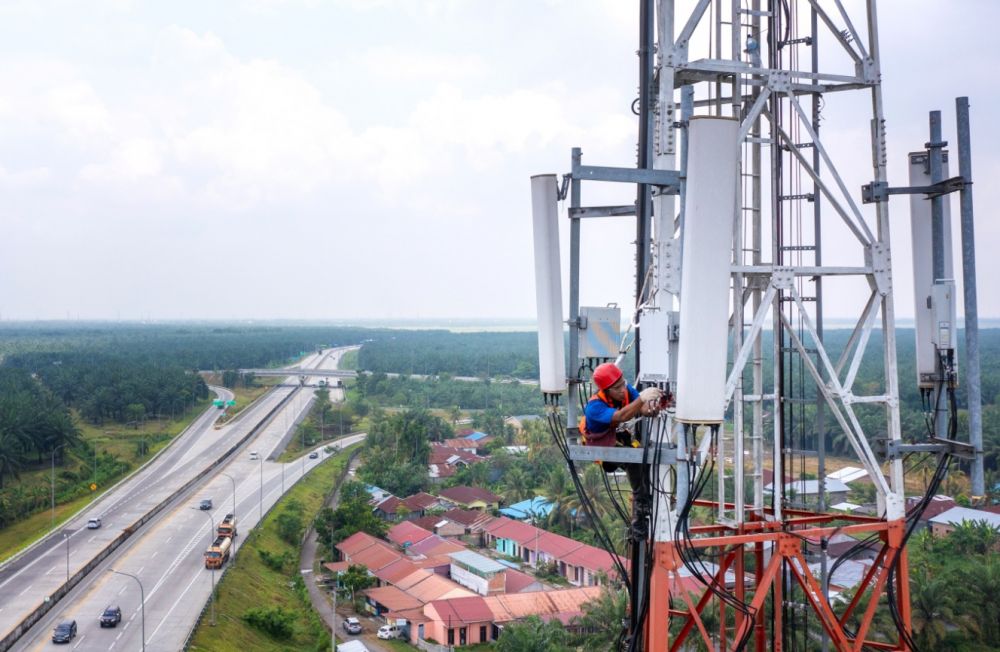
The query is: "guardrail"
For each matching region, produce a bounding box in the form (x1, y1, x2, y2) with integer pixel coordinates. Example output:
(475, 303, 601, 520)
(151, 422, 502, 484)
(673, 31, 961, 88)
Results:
(0, 386, 302, 651)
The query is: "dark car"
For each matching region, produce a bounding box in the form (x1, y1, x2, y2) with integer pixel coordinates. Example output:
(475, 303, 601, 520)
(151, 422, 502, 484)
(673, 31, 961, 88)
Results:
(308, 451, 319, 459)
(199, 498, 213, 510)
(100, 605, 122, 627)
(52, 620, 77, 644)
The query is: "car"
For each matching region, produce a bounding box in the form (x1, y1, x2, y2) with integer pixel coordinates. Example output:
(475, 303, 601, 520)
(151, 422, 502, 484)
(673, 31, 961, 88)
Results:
(342, 617, 362, 635)
(87, 517, 102, 529)
(100, 605, 122, 627)
(52, 620, 77, 644)
(308, 451, 319, 459)
(249, 451, 259, 460)
(377, 624, 404, 640)
(199, 499, 213, 510)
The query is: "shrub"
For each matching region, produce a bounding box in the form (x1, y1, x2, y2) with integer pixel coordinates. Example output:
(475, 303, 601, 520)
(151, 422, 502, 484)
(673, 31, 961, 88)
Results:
(241, 606, 296, 639)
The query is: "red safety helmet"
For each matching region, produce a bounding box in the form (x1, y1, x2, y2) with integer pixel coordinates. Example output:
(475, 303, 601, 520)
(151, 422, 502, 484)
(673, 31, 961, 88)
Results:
(592, 363, 623, 391)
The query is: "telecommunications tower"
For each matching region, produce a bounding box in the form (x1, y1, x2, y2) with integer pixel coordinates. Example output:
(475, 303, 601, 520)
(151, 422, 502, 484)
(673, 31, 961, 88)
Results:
(531, 1, 981, 650)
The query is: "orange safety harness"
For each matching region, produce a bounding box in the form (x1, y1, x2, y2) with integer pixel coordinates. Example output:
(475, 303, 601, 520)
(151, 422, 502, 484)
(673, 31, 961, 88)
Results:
(579, 388, 630, 447)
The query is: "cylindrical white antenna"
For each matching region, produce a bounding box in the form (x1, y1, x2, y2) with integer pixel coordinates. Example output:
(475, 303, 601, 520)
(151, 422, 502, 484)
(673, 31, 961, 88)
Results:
(531, 174, 567, 394)
(675, 117, 739, 424)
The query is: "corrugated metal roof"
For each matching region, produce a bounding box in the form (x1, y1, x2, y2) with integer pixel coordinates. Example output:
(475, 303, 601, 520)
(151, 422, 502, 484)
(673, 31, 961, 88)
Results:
(387, 521, 434, 547)
(449, 550, 507, 574)
(929, 506, 1000, 528)
(428, 596, 495, 624)
(351, 543, 403, 571)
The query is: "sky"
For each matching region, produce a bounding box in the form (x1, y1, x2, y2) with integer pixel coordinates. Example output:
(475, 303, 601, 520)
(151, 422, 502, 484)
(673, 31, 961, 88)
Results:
(0, 0, 997, 323)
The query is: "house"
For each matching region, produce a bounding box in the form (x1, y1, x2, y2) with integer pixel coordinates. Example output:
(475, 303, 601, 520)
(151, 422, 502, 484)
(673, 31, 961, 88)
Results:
(412, 515, 467, 538)
(429, 444, 485, 483)
(442, 508, 494, 535)
(482, 518, 539, 560)
(929, 506, 1000, 537)
(499, 496, 554, 522)
(763, 479, 849, 508)
(449, 550, 509, 596)
(560, 545, 627, 587)
(365, 485, 392, 505)
(438, 486, 503, 511)
(375, 492, 452, 521)
(336, 531, 398, 563)
(826, 466, 870, 485)
(387, 521, 434, 548)
(803, 533, 876, 560)
(399, 586, 603, 647)
(444, 437, 492, 454)
(407, 534, 467, 558)
(906, 495, 956, 531)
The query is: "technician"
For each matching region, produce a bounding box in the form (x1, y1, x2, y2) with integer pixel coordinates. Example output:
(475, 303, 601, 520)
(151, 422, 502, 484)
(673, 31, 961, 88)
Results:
(580, 363, 665, 494)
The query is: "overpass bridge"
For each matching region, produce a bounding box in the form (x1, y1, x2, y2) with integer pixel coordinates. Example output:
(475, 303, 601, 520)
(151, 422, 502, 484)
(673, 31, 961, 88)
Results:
(238, 368, 357, 379)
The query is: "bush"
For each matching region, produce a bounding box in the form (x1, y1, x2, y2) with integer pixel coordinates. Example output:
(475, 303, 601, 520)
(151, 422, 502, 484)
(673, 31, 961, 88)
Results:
(275, 511, 304, 544)
(241, 606, 296, 639)
(257, 548, 294, 572)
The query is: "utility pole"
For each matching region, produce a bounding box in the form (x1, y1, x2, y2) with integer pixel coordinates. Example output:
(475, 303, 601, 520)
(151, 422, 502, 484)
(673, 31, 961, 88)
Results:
(51, 443, 66, 529)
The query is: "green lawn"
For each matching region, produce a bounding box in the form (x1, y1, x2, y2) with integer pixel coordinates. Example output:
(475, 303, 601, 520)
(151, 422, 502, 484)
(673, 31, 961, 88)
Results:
(187, 445, 357, 652)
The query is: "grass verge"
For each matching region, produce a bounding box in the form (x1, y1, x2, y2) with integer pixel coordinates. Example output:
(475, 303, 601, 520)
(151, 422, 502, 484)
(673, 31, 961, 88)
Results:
(0, 399, 212, 564)
(187, 445, 356, 652)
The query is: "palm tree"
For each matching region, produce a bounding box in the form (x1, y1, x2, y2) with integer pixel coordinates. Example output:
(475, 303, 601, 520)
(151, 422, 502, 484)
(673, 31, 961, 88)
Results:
(572, 585, 628, 651)
(503, 468, 533, 502)
(0, 428, 27, 488)
(910, 566, 960, 649)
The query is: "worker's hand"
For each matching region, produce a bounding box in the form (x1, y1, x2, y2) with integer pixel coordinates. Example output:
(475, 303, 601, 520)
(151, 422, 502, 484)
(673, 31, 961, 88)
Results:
(639, 387, 663, 404)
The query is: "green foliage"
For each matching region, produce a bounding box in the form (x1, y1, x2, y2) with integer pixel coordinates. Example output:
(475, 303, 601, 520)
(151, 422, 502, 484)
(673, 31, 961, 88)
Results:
(340, 563, 375, 600)
(240, 606, 296, 639)
(572, 584, 628, 651)
(356, 408, 451, 495)
(275, 511, 303, 545)
(257, 548, 294, 572)
(353, 372, 543, 414)
(495, 615, 571, 652)
(314, 481, 387, 550)
(357, 331, 541, 379)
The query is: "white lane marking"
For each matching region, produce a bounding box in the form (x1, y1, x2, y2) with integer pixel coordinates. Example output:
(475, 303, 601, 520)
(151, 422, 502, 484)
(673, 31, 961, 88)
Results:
(118, 586, 127, 595)
(123, 621, 130, 631)
(73, 634, 86, 648)
(88, 535, 96, 543)
(19, 584, 32, 596)
(165, 536, 172, 544)
(148, 559, 215, 642)
(150, 551, 158, 558)
(116, 632, 123, 640)
(45, 567, 56, 575)
(110, 643, 117, 650)
(136, 566, 145, 575)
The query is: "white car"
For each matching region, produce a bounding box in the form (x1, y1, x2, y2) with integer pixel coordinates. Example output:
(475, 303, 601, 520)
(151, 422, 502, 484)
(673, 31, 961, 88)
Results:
(377, 624, 404, 640)
(249, 451, 259, 460)
(87, 518, 101, 529)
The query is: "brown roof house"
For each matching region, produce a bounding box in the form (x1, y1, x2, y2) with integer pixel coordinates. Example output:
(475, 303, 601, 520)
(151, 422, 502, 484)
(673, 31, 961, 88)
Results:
(438, 486, 502, 511)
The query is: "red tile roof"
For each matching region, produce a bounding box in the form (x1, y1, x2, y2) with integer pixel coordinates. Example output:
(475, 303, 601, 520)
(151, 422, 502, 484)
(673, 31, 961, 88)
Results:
(408, 534, 466, 557)
(485, 517, 540, 545)
(375, 496, 404, 514)
(560, 544, 626, 575)
(439, 485, 502, 506)
(411, 515, 445, 532)
(428, 596, 495, 624)
(372, 558, 421, 585)
(429, 443, 483, 465)
(364, 585, 424, 611)
(322, 561, 351, 574)
(337, 531, 394, 558)
(535, 531, 583, 558)
(442, 508, 493, 527)
(403, 492, 443, 511)
(504, 568, 540, 593)
(351, 543, 404, 571)
(387, 521, 434, 547)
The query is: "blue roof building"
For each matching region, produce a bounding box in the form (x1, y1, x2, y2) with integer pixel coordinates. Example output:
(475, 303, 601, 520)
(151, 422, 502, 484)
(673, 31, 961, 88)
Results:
(498, 496, 554, 521)
(464, 431, 489, 441)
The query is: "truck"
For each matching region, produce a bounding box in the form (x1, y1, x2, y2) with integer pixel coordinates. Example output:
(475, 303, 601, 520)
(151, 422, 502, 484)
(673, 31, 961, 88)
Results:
(217, 513, 237, 538)
(204, 535, 232, 569)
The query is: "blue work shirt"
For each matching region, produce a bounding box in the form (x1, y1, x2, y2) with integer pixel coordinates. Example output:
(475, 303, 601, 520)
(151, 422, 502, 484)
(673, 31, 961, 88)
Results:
(583, 384, 639, 446)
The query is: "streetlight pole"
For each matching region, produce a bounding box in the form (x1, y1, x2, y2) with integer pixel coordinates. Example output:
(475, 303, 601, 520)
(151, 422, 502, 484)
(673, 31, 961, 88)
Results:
(108, 568, 145, 651)
(63, 532, 69, 582)
(259, 456, 263, 523)
(220, 472, 237, 554)
(51, 443, 66, 529)
(192, 508, 217, 626)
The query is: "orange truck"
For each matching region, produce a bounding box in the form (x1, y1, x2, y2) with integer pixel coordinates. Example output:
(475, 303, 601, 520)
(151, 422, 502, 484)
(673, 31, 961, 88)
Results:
(204, 535, 232, 569)
(217, 513, 237, 538)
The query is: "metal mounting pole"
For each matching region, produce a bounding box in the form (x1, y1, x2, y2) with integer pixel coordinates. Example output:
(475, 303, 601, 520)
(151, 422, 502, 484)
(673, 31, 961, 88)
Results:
(955, 97, 984, 497)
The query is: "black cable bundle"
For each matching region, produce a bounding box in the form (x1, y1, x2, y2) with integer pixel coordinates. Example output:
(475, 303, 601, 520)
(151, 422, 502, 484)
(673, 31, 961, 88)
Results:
(672, 425, 757, 651)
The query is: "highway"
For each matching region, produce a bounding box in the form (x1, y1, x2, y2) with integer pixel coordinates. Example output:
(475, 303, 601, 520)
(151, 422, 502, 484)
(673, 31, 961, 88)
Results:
(1, 347, 362, 651)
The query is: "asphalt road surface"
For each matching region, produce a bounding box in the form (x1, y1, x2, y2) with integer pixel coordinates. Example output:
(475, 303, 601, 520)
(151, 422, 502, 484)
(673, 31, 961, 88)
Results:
(2, 347, 361, 651)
